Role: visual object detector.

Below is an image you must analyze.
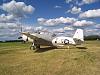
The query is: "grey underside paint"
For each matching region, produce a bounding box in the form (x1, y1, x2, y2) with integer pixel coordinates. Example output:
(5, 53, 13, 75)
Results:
(23, 32, 56, 46)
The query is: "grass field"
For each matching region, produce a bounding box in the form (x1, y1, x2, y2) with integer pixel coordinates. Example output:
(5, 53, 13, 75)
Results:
(0, 41, 100, 75)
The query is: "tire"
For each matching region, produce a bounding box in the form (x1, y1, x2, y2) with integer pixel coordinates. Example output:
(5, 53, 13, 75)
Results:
(33, 45, 40, 50)
(32, 46, 35, 50)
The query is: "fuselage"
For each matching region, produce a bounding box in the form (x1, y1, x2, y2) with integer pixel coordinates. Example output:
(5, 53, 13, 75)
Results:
(52, 36, 76, 46)
(22, 33, 76, 47)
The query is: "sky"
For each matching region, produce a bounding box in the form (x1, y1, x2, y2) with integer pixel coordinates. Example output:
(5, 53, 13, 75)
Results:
(0, 0, 100, 41)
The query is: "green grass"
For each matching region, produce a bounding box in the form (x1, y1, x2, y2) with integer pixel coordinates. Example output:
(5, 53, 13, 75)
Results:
(0, 41, 100, 75)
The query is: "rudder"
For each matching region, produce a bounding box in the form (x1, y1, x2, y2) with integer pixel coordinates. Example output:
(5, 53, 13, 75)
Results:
(73, 29, 84, 42)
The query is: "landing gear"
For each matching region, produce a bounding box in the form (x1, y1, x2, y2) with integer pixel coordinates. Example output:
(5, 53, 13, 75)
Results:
(30, 39, 40, 50)
(33, 45, 40, 50)
(67, 45, 69, 49)
(30, 42, 40, 50)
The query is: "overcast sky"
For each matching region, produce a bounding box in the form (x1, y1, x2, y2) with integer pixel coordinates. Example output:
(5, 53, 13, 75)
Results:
(0, 0, 100, 41)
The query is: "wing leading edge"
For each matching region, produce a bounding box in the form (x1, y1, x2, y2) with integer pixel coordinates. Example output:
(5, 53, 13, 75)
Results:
(21, 32, 53, 46)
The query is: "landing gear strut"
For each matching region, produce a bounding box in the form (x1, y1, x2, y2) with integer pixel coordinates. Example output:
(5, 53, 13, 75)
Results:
(30, 42, 40, 50)
(33, 45, 40, 50)
(67, 45, 69, 49)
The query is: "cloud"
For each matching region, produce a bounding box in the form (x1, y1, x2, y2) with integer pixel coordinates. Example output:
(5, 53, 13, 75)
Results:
(54, 5, 62, 8)
(0, 23, 6, 29)
(0, 22, 47, 32)
(0, 23, 19, 29)
(22, 25, 34, 32)
(65, 0, 72, 3)
(0, 32, 18, 37)
(0, 0, 35, 20)
(0, 22, 33, 32)
(0, 1, 35, 40)
(84, 28, 100, 35)
(52, 28, 65, 33)
(78, 0, 99, 5)
(0, 14, 16, 23)
(94, 24, 100, 29)
(0, 22, 48, 32)
(67, 6, 82, 14)
(0, 23, 50, 38)
(79, 9, 100, 18)
(65, 0, 98, 6)
(81, 0, 98, 5)
(0, 23, 33, 38)
(64, 26, 74, 30)
(0, 23, 20, 38)
(52, 27, 74, 34)
(37, 17, 77, 26)
(73, 20, 95, 26)
(35, 26, 44, 31)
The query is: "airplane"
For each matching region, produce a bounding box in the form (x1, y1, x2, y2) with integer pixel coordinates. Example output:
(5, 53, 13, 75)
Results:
(20, 29, 84, 50)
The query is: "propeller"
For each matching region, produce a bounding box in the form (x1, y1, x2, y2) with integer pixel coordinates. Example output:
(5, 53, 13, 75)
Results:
(17, 23, 28, 43)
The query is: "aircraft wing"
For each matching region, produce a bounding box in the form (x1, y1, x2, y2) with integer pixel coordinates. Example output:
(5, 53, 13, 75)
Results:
(21, 32, 53, 46)
(21, 32, 38, 40)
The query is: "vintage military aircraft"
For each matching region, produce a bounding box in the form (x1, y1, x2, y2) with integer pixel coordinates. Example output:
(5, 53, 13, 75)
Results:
(20, 29, 84, 50)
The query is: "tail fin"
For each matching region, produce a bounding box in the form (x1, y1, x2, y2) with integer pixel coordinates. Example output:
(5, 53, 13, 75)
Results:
(73, 29, 84, 44)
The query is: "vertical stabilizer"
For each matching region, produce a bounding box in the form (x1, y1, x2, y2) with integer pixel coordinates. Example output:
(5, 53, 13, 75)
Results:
(73, 29, 84, 44)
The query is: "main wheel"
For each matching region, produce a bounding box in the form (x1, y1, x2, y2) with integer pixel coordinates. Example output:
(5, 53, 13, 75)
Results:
(32, 46, 35, 50)
(33, 45, 40, 50)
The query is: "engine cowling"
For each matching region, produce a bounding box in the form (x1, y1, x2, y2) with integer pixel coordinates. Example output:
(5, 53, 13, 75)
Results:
(22, 34, 28, 41)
